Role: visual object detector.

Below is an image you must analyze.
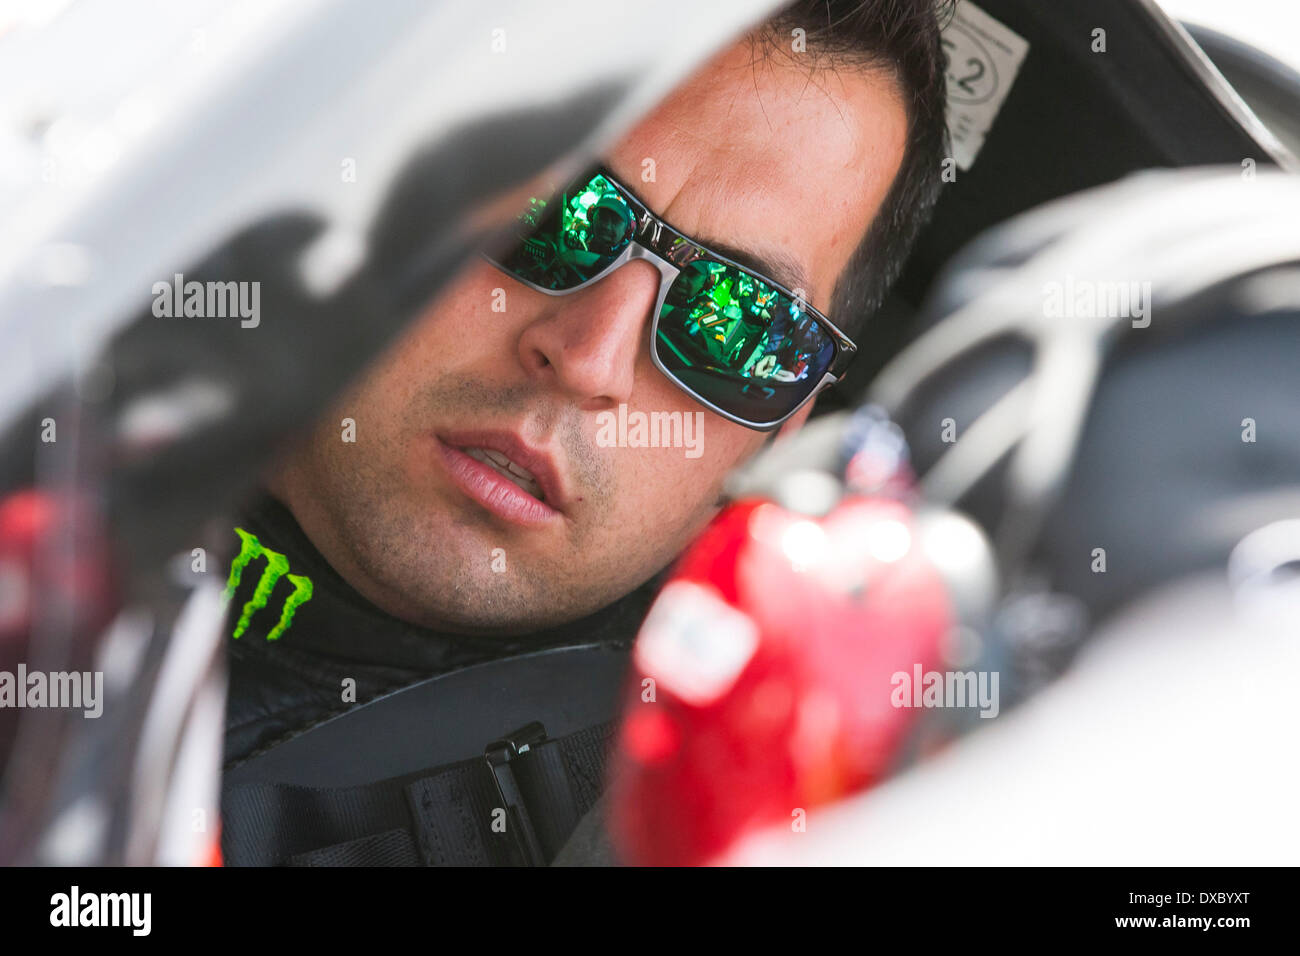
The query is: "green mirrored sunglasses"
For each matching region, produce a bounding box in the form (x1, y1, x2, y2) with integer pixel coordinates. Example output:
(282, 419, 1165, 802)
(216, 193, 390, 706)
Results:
(483, 165, 858, 431)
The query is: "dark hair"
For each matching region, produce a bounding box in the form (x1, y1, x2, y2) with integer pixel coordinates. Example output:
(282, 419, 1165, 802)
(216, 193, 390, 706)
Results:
(757, 0, 953, 337)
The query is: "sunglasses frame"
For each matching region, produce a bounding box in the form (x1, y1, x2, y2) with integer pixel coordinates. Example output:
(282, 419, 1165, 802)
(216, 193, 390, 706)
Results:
(483, 164, 858, 431)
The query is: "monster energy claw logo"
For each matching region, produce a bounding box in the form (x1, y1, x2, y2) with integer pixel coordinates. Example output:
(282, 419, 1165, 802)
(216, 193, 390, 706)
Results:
(225, 528, 314, 641)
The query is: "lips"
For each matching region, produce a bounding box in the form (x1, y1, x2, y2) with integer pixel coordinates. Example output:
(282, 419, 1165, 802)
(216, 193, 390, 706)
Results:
(434, 430, 567, 526)
(460, 445, 545, 499)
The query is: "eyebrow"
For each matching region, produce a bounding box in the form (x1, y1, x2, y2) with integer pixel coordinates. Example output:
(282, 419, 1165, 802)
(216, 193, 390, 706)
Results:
(599, 164, 815, 304)
(695, 237, 813, 303)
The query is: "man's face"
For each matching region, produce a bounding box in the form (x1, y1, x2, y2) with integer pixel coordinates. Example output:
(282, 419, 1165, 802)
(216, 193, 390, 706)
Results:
(272, 39, 906, 634)
(587, 205, 627, 254)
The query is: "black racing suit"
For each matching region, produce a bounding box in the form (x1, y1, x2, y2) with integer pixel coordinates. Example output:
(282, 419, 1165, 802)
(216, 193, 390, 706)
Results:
(219, 492, 658, 864)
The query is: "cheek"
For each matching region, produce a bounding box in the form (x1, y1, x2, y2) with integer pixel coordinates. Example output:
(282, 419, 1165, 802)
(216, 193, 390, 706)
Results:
(601, 451, 719, 553)
(597, 415, 766, 531)
(398, 262, 515, 362)
(337, 275, 505, 428)
(616, 352, 771, 505)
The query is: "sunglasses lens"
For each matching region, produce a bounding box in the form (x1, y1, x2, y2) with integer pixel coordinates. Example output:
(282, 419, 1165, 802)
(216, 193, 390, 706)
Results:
(656, 259, 837, 425)
(495, 171, 635, 290)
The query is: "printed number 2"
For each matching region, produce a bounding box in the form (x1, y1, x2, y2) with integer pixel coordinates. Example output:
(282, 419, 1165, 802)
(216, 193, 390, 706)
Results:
(941, 37, 987, 96)
(954, 58, 985, 95)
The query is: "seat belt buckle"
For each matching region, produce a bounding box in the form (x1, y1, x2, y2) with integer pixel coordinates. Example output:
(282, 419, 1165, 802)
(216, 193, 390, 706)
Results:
(483, 721, 549, 866)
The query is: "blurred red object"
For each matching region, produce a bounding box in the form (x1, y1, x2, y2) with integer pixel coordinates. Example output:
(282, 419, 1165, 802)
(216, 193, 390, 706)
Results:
(0, 490, 55, 640)
(608, 495, 952, 866)
(0, 488, 114, 643)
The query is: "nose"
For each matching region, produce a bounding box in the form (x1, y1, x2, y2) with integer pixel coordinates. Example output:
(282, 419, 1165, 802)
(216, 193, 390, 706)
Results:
(516, 258, 663, 412)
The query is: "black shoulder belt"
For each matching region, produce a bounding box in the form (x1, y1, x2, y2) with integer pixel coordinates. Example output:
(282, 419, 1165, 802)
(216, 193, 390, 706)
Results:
(220, 643, 628, 866)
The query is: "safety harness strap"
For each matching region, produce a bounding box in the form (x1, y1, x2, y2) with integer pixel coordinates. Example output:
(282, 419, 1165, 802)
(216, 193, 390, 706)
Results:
(221, 721, 615, 866)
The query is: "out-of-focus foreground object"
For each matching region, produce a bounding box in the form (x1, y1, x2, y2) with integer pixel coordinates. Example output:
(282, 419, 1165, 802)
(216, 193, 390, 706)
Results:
(0, 0, 777, 865)
(607, 468, 962, 866)
(721, 166, 1300, 864)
